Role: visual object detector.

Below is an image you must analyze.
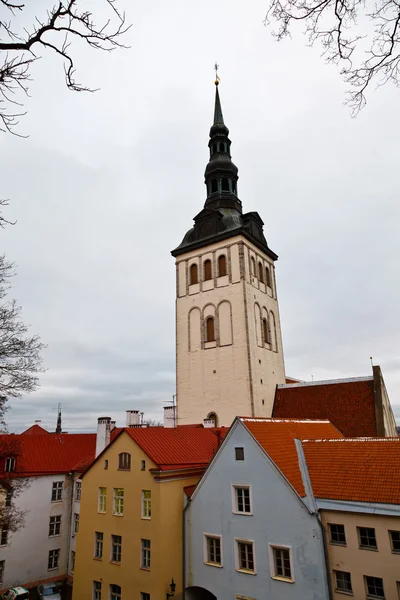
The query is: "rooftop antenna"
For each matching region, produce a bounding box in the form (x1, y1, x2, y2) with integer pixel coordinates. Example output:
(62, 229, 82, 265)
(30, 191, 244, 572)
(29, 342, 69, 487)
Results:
(370, 356, 374, 368)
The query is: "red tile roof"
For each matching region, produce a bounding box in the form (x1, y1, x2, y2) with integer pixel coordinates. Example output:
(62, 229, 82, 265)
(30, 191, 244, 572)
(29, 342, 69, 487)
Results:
(0, 433, 96, 477)
(303, 438, 400, 504)
(125, 426, 227, 470)
(241, 418, 344, 497)
(273, 378, 377, 437)
(21, 424, 49, 435)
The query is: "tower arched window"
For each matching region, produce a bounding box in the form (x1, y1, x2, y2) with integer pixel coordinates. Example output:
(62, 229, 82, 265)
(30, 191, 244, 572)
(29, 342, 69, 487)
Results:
(262, 318, 270, 345)
(251, 257, 256, 276)
(218, 255, 227, 277)
(221, 178, 230, 191)
(265, 266, 271, 288)
(190, 263, 198, 285)
(211, 179, 218, 194)
(212, 143, 217, 154)
(204, 259, 212, 281)
(258, 262, 264, 283)
(207, 412, 218, 427)
(218, 142, 225, 153)
(206, 317, 215, 342)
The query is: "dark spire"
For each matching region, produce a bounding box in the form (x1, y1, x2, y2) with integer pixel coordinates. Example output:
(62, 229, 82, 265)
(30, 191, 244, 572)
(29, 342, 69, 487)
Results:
(56, 403, 62, 434)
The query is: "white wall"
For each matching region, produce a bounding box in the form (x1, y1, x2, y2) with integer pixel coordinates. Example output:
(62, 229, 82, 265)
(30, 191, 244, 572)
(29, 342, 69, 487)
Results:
(0, 474, 72, 591)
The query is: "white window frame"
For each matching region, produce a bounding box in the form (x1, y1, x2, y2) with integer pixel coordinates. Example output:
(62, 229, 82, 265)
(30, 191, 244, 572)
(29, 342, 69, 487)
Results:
(140, 594, 150, 600)
(48, 548, 60, 570)
(49, 515, 62, 537)
(51, 481, 63, 502)
(203, 533, 223, 567)
(234, 538, 256, 575)
(235, 596, 256, 600)
(334, 570, 353, 594)
(0, 526, 8, 546)
(141, 538, 151, 569)
(111, 534, 122, 564)
(98, 487, 107, 513)
(4, 457, 15, 473)
(110, 585, 121, 600)
(142, 490, 151, 519)
(232, 485, 253, 515)
(74, 513, 80, 534)
(94, 531, 103, 559)
(75, 480, 82, 502)
(268, 544, 295, 583)
(93, 581, 102, 600)
(113, 488, 124, 516)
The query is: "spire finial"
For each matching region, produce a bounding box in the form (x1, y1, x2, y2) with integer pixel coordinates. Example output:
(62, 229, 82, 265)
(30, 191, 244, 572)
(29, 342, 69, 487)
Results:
(214, 62, 220, 86)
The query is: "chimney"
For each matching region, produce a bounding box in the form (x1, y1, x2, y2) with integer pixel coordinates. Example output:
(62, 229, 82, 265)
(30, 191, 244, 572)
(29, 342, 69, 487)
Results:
(164, 406, 177, 428)
(110, 421, 116, 431)
(126, 410, 142, 427)
(203, 418, 215, 428)
(96, 417, 111, 457)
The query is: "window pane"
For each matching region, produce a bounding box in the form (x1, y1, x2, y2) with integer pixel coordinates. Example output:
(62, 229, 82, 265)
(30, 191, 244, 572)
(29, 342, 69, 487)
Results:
(329, 524, 346, 545)
(365, 576, 384, 598)
(390, 530, 400, 552)
(359, 527, 377, 548)
(235, 447, 244, 461)
(335, 571, 352, 593)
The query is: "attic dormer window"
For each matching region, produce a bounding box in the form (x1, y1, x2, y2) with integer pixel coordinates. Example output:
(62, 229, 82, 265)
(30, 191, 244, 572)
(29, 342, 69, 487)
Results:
(5, 457, 15, 473)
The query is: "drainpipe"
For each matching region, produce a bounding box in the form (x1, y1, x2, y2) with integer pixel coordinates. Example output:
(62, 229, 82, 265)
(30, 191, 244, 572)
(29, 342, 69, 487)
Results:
(182, 496, 191, 600)
(317, 513, 333, 600)
(66, 473, 74, 584)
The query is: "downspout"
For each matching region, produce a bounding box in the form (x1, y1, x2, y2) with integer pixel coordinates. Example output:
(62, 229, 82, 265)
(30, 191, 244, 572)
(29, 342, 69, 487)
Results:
(182, 496, 191, 600)
(65, 473, 74, 583)
(317, 513, 333, 600)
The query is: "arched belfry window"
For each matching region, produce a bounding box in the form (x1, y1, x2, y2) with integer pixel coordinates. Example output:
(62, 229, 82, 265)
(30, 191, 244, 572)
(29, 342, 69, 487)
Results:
(262, 318, 270, 345)
(221, 178, 230, 191)
(204, 259, 212, 281)
(218, 142, 225, 153)
(190, 263, 198, 285)
(265, 266, 271, 287)
(207, 412, 218, 427)
(251, 257, 256, 276)
(212, 143, 217, 154)
(258, 262, 264, 283)
(211, 179, 218, 194)
(206, 317, 215, 342)
(218, 255, 227, 277)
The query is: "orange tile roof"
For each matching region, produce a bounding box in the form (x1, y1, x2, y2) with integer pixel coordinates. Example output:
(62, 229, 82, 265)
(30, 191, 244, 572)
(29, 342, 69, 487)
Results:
(273, 378, 377, 437)
(0, 433, 96, 477)
(303, 438, 400, 504)
(125, 426, 227, 470)
(241, 418, 344, 497)
(21, 424, 50, 435)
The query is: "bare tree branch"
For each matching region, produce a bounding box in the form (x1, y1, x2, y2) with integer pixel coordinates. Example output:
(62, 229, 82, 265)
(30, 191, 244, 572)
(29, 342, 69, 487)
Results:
(0, 0, 130, 133)
(265, 0, 400, 113)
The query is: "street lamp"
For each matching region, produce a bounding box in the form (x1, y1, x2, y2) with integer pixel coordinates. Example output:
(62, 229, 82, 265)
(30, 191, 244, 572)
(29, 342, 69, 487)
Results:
(166, 578, 176, 599)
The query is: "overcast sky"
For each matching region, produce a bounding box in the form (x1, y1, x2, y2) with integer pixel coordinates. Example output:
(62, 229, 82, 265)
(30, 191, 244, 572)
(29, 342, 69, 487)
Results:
(1, 0, 399, 432)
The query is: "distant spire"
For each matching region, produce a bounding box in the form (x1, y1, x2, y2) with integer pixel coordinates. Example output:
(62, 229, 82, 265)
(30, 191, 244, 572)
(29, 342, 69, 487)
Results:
(213, 62, 224, 125)
(56, 403, 62, 434)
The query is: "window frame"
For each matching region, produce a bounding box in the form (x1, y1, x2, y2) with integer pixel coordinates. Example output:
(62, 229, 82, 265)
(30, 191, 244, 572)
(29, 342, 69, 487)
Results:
(94, 531, 103, 559)
(217, 255, 227, 277)
(73, 512, 80, 534)
(110, 584, 121, 600)
(358, 527, 378, 550)
(265, 265, 271, 288)
(49, 515, 62, 537)
(0, 559, 4, 585)
(203, 259, 212, 281)
(334, 570, 353, 594)
(75, 480, 82, 502)
(141, 538, 151, 570)
(4, 457, 15, 473)
(258, 262, 264, 283)
(48, 548, 60, 571)
(232, 485, 252, 515)
(118, 452, 131, 471)
(389, 530, 400, 554)
(113, 488, 124, 516)
(205, 316, 215, 342)
(235, 538, 256, 574)
(93, 581, 102, 600)
(140, 594, 150, 600)
(328, 523, 347, 546)
(51, 481, 63, 502)
(269, 544, 294, 583)
(364, 575, 385, 599)
(190, 263, 198, 285)
(235, 447, 245, 461)
(111, 534, 122, 564)
(98, 487, 107, 513)
(203, 533, 223, 567)
(142, 490, 151, 519)
(0, 525, 8, 547)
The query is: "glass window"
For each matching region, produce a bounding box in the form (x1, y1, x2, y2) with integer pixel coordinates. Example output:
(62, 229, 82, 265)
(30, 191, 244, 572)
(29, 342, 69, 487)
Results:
(211, 179, 218, 193)
(141, 594, 150, 600)
(142, 490, 151, 519)
(110, 584, 121, 600)
(234, 487, 251, 514)
(390, 530, 400, 553)
(94, 531, 103, 559)
(258, 262, 264, 282)
(75, 480, 82, 501)
(365, 576, 385, 598)
(218, 255, 227, 277)
(141, 539, 151, 569)
(203, 259, 212, 281)
(272, 547, 292, 580)
(250, 257, 256, 276)
(51, 481, 63, 502)
(237, 541, 254, 572)
(93, 581, 101, 600)
(141, 460, 146, 471)
(118, 453, 131, 471)
(49, 515, 61, 536)
(111, 535, 122, 563)
(265, 266, 271, 287)
(206, 317, 215, 342)
(4, 457, 15, 473)
(98, 487, 107, 513)
(334, 570, 352, 593)
(329, 523, 346, 545)
(262, 318, 270, 345)
(74, 513, 79, 534)
(48, 549, 60, 570)
(190, 263, 198, 285)
(205, 536, 221, 565)
(0, 526, 8, 546)
(235, 447, 244, 461)
(358, 527, 377, 549)
(113, 488, 124, 516)
(0, 560, 4, 585)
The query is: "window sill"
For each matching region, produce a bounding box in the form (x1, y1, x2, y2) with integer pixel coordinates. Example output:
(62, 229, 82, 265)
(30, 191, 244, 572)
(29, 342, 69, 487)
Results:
(47, 567, 59, 572)
(204, 341, 217, 349)
(110, 561, 121, 566)
(366, 596, 385, 600)
(271, 576, 294, 584)
(329, 542, 347, 547)
(117, 468, 131, 472)
(359, 546, 378, 551)
(93, 557, 103, 561)
(391, 549, 400, 554)
(236, 569, 256, 576)
(51, 500, 63, 503)
(140, 567, 151, 572)
(48, 534, 61, 538)
(335, 590, 353, 596)
(112, 513, 124, 517)
(232, 511, 253, 516)
(97, 511, 106, 515)
(204, 562, 223, 568)
(141, 516, 151, 520)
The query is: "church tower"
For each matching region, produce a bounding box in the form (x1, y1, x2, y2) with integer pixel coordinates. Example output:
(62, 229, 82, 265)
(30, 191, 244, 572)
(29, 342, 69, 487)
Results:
(171, 79, 286, 427)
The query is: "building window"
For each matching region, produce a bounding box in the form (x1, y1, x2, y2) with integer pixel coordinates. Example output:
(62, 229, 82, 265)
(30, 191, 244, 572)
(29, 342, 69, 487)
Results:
(211, 179, 218, 193)
(94, 532, 103, 559)
(49, 515, 62, 537)
(142, 490, 151, 519)
(141, 538, 151, 569)
(204, 535, 222, 566)
(262, 318, 270, 345)
(334, 570, 352, 594)
(113, 488, 124, 516)
(233, 486, 252, 514)
(110, 585, 121, 600)
(111, 534, 122, 563)
(236, 540, 255, 573)
(204, 259, 212, 281)
(250, 256, 256, 276)
(4, 457, 15, 473)
(104, 459, 109, 469)
(205, 317, 215, 342)
(221, 177, 230, 191)
(51, 481, 63, 502)
(218, 255, 227, 277)
(235, 447, 245, 461)
(328, 523, 346, 545)
(70, 550, 75, 573)
(270, 546, 293, 580)
(98, 487, 107, 513)
(358, 527, 377, 550)
(190, 263, 198, 285)
(141, 460, 146, 471)
(0, 560, 4, 585)
(74, 513, 80, 534)
(0, 526, 8, 546)
(141, 594, 150, 600)
(5, 489, 12, 507)
(365, 576, 385, 599)
(389, 530, 400, 553)
(265, 266, 271, 287)
(118, 452, 131, 471)
(48, 549, 60, 570)
(93, 581, 102, 600)
(258, 262, 264, 282)
(75, 480, 82, 502)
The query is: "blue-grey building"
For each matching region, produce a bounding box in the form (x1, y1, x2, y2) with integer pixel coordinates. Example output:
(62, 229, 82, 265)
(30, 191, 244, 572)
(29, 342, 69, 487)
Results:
(184, 417, 339, 600)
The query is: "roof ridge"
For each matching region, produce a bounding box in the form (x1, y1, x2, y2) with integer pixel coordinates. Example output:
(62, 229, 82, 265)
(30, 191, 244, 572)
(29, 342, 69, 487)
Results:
(277, 376, 373, 389)
(303, 437, 400, 443)
(240, 417, 331, 423)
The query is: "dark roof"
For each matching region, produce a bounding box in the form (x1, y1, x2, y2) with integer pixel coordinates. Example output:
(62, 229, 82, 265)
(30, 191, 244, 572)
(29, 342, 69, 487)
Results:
(273, 377, 377, 437)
